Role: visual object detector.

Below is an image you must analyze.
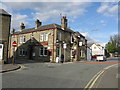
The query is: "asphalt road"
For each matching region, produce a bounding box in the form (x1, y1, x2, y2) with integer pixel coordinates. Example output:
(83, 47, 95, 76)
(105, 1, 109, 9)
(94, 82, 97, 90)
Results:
(2, 58, 119, 88)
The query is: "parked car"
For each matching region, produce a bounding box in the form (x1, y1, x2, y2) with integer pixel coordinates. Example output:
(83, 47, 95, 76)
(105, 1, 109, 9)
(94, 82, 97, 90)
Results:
(96, 55, 106, 61)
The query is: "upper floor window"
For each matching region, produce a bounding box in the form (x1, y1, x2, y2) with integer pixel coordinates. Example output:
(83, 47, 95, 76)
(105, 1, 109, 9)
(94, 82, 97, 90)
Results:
(44, 33, 48, 41)
(40, 33, 48, 42)
(20, 36, 26, 43)
(57, 32, 61, 41)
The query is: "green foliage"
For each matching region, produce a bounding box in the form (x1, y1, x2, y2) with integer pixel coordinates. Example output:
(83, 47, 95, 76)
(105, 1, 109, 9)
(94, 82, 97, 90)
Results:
(106, 34, 119, 53)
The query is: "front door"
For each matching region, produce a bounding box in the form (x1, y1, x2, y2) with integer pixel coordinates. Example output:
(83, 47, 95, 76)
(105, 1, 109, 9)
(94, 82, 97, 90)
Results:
(0, 44, 3, 60)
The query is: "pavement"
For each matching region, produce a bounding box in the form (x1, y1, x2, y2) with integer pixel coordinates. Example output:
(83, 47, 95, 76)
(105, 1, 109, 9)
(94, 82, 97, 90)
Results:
(0, 64, 21, 73)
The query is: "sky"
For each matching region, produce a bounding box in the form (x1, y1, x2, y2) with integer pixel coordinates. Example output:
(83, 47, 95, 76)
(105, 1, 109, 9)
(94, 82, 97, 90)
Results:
(0, 0, 118, 47)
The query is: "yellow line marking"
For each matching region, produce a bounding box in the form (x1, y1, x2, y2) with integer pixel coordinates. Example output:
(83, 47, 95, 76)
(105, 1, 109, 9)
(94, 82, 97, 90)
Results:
(84, 64, 118, 89)
(89, 70, 105, 89)
(84, 70, 102, 89)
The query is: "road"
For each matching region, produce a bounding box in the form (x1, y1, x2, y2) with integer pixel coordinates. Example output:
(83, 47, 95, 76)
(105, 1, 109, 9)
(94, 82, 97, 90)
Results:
(2, 58, 119, 88)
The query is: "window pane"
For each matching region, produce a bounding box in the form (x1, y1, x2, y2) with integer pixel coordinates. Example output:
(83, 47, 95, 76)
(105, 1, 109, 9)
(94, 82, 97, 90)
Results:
(44, 33, 48, 41)
(20, 36, 23, 43)
(40, 34, 43, 42)
(19, 49, 22, 56)
(40, 47, 43, 56)
(44, 47, 48, 56)
(23, 36, 26, 43)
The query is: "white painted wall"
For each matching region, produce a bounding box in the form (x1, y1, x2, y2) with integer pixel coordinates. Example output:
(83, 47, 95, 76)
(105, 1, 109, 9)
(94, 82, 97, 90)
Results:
(87, 47, 92, 60)
(90, 44, 105, 56)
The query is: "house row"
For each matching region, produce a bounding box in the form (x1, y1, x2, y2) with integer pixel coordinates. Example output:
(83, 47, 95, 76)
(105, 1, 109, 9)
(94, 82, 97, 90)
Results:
(0, 9, 106, 63)
(8, 16, 87, 63)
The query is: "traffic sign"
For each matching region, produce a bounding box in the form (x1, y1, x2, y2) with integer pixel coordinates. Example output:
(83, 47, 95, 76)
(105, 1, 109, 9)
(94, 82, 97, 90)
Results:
(12, 41, 17, 47)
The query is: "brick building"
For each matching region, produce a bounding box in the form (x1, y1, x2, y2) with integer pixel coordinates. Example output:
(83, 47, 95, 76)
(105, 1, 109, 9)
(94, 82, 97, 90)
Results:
(0, 9, 11, 63)
(9, 16, 87, 62)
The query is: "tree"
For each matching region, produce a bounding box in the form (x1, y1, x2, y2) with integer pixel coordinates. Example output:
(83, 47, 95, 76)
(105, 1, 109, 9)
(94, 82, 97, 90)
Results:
(106, 34, 119, 53)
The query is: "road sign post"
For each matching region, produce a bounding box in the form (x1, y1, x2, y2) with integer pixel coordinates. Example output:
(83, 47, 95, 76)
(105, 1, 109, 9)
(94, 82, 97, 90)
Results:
(63, 43, 67, 62)
(12, 41, 17, 64)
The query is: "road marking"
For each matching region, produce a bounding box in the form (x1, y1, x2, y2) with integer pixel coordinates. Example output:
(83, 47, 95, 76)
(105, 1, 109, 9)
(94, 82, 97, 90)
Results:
(88, 70, 105, 89)
(84, 70, 102, 89)
(2, 64, 25, 74)
(84, 64, 118, 89)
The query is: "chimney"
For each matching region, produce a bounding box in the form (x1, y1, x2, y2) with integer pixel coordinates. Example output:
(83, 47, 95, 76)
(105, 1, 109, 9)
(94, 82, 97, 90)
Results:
(61, 16, 67, 30)
(12, 28, 15, 34)
(20, 23, 25, 30)
(35, 19, 42, 29)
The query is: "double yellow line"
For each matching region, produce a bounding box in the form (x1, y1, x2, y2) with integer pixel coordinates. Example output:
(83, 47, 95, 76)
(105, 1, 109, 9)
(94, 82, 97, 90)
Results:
(84, 64, 118, 90)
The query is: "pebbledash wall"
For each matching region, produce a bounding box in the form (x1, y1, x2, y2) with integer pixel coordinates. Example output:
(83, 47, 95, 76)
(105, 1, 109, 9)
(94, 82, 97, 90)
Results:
(0, 9, 11, 63)
(9, 16, 87, 62)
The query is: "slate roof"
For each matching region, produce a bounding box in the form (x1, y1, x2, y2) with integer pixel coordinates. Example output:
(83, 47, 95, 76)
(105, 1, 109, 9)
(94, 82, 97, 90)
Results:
(0, 9, 11, 16)
(12, 23, 74, 35)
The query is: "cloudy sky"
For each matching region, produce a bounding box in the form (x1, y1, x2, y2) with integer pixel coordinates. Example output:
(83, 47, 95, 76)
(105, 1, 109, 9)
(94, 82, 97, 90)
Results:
(1, 0, 118, 46)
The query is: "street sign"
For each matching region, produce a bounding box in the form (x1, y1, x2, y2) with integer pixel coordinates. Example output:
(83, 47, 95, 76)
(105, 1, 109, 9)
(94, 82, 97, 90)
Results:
(12, 41, 17, 47)
(63, 43, 67, 49)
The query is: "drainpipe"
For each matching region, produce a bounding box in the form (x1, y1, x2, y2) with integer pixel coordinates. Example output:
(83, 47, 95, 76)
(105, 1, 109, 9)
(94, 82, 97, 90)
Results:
(52, 29, 55, 62)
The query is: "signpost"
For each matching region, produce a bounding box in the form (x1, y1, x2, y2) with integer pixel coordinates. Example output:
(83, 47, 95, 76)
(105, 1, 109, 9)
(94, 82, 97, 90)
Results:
(63, 43, 67, 62)
(12, 41, 17, 64)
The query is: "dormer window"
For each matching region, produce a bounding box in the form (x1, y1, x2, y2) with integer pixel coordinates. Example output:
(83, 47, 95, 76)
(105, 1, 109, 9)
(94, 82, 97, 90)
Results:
(20, 36, 26, 43)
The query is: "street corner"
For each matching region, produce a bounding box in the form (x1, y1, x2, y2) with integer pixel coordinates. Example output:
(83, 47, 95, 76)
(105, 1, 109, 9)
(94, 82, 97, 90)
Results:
(0, 64, 23, 73)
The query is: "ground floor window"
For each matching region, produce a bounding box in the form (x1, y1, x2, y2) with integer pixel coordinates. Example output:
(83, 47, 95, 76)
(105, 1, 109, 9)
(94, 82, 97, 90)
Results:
(71, 49, 75, 58)
(39, 47, 48, 56)
(80, 50, 85, 57)
(19, 48, 27, 56)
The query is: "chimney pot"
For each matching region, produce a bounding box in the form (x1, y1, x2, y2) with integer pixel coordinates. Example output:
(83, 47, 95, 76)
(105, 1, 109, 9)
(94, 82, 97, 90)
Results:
(35, 19, 42, 29)
(20, 23, 25, 30)
(61, 16, 67, 30)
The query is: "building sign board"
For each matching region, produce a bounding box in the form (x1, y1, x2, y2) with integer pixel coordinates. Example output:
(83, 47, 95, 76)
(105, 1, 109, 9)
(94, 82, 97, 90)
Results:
(0, 44, 3, 60)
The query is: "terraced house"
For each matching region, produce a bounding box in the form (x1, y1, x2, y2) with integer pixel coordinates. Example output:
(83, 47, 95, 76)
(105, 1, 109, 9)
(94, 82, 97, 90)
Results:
(0, 9, 11, 63)
(9, 16, 87, 62)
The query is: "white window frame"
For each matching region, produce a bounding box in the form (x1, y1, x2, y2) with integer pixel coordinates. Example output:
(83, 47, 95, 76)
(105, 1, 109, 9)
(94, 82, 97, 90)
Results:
(20, 36, 26, 43)
(19, 48, 27, 56)
(39, 47, 44, 56)
(44, 47, 48, 56)
(40, 33, 44, 42)
(20, 36, 23, 43)
(23, 36, 26, 43)
(44, 33, 48, 41)
(39, 47, 48, 56)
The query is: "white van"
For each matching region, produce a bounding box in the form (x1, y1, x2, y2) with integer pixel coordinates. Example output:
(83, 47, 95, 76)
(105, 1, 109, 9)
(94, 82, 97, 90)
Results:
(96, 55, 106, 61)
